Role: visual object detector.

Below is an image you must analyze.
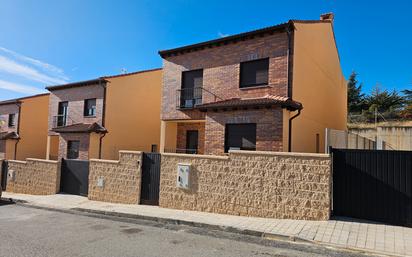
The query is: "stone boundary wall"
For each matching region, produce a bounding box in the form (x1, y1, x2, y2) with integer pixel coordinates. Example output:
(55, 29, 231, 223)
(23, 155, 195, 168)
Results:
(160, 150, 331, 220)
(88, 151, 142, 204)
(6, 158, 60, 195)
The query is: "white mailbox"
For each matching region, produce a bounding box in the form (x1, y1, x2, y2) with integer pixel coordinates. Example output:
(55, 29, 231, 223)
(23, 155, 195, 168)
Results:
(97, 177, 105, 188)
(177, 163, 190, 189)
(8, 170, 15, 182)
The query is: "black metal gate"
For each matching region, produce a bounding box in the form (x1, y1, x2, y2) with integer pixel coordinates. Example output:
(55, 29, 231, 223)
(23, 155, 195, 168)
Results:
(60, 159, 89, 196)
(332, 148, 412, 227)
(1, 161, 7, 191)
(140, 153, 161, 205)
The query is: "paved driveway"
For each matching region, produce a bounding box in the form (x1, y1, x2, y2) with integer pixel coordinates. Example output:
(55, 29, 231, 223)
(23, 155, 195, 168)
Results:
(0, 204, 372, 257)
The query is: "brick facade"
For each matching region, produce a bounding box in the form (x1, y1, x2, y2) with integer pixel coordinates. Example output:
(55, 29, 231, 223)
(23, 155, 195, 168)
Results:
(48, 83, 104, 136)
(161, 31, 290, 155)
(161, 32, 289, 121)
(160, 151, 331, 220)
(58, 133, 90, 160)
(88, 151, 142, 204)
(6, 158, 60, 195)
(0, 103, 19, 134)
(176, 122, 205, 154)
(205, 108, 283, 155)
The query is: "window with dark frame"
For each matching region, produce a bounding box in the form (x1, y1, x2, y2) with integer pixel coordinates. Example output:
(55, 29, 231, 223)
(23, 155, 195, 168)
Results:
(84, 98, 96, 117)
(57, 101, 68, 127)
(180, 69, 203, 108)
(239, 58, 269, 88)
(8, 113, 16, 127)
(224, 123, 257, 153)
(67, 140, 80, 159)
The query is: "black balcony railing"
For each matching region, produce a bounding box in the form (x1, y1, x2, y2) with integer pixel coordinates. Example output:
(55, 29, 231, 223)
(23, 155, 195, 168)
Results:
(52, 115, 74, 128)
(176, 87, 221, 109)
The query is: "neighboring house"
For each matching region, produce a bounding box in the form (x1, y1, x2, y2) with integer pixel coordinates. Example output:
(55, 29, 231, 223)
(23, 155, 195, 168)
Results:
(0, 93, 49, 160)
(46, 68, 162, 160)
(159, 13, 347, 155)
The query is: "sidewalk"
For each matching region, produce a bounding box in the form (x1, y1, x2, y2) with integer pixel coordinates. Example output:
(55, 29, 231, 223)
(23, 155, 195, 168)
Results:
(2, 192, 412, 257)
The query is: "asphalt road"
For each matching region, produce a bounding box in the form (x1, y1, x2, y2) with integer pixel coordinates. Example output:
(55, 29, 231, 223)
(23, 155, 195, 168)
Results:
(0, 203, 374, 257)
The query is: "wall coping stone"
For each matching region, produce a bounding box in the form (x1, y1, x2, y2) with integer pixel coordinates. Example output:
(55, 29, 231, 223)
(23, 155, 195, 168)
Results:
(90, 159, 120, 164)
(8, 160, 26, 164)
(229, 150, 330, 158)
(8, 158, 58, 164)
(162, 151, 330, 160)
(162, 152, 229, 160)
(119, 150, 143, 154)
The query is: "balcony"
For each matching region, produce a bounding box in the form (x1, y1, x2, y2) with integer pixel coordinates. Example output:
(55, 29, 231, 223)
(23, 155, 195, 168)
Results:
(176, 87, 221, 109)
(52, 115, 74, 128)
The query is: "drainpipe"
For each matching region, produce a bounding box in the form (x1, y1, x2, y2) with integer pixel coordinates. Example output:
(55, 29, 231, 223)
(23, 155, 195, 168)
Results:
(98, 79, 107, 159)
(288, 109, 301, 152)
(286, 22, 295, 99)
(14, 102, 22, 160)
(98, 132, 106, 159)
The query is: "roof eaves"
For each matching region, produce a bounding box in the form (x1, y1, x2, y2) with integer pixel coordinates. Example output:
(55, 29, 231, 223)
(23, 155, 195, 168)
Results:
(158, 21, 292, 58)
(102, 68, 162, 79)
(45, 78, 107, 91)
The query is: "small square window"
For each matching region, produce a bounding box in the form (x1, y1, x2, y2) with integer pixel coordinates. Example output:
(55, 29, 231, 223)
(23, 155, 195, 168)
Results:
(84, 99, 96, 117)
(8, 113, 16, 127)
(240, 58, 269, 88)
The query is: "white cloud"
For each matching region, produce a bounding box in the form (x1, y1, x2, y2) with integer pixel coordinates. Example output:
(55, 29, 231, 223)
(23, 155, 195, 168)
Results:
(0, 47, 68, 82)
(0, 80, 44, 95)
(0, 55, 68, 85)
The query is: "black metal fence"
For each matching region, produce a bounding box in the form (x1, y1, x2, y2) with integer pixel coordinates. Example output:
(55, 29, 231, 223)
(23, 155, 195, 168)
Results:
(332, 148, 412, 227)
(1, 161, 8, 191)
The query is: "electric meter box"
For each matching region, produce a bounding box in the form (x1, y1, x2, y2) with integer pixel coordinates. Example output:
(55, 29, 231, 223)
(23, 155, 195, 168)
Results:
(176, 163, 190, 189)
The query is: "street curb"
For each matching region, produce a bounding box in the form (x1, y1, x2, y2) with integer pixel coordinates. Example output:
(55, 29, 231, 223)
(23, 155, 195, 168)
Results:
(3, 198, 395, 257)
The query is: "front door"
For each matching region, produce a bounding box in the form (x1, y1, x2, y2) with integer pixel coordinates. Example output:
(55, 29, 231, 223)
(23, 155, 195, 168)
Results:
(186, 130, 198, 154)
(67, 140, 80, 159)
(140, 153, 161, 205)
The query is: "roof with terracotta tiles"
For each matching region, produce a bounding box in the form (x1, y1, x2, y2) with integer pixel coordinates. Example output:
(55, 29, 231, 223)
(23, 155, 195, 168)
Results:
(196, 94, 302, 111)
(0, 132, 20, 140)
(51, 123, 107, 133)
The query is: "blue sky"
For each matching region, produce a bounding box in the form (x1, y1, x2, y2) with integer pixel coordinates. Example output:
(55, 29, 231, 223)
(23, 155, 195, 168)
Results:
(0, 0, 411, 101)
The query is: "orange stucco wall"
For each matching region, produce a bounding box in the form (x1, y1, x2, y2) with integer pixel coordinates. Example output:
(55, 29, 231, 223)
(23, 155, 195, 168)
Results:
(291, 22, 347, 153)
(101, 69, 162, 160)
(16, 94, 49, 160)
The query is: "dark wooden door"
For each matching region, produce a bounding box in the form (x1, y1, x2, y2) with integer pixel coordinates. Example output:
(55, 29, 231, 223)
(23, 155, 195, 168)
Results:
(140, 153, 161, 205)
(186, 130, 198, 154)
(332, 148, 412, 227)
(1, 161, 8, 191)
(60, 159, 89, 196)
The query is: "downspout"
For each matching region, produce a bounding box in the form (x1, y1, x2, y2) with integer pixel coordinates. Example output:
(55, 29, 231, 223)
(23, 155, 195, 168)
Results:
(14, 102, 22, 160)
(286, 21, 301, 152)
(98, 79, 107, 159)
(288, 109, 301, 152)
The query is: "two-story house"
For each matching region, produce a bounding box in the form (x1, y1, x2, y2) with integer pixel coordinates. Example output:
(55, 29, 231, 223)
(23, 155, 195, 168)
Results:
(0, 93, 49, 160)
(46, 68, 162, 160)
(159, 14, 347, 155)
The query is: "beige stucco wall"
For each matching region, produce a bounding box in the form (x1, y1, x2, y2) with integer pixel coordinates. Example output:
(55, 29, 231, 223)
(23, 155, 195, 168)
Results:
(6, 158, 60, 195)
(5, 140, 17, 159)
(17, 94, 49, 160)
(102, 69, 162, 160)
(88, 151, 142, 204)
(292, 22, 347, 153)
(349, 126, 412, 150)
(160, 151, 331, 220)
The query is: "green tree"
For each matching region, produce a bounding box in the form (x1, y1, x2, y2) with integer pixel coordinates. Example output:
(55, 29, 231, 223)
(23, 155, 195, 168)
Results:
(365, 84, 405, 113)
(347, 71, 366, 113)
(401, 89, 412, 118)
(402, 89, 412, 104)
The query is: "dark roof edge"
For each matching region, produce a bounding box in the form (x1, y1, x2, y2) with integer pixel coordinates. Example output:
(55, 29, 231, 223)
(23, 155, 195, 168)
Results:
(158, 20, 332, 58)
(158, 22, 292, 58)
(0, 92, 49, 106)
(102, 67, 162, 79)
(46, 78, 107, 91)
